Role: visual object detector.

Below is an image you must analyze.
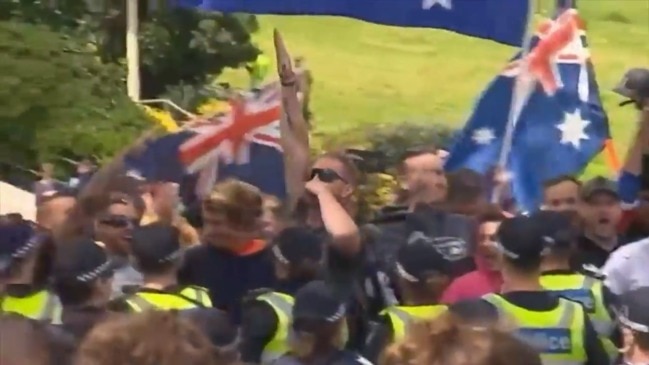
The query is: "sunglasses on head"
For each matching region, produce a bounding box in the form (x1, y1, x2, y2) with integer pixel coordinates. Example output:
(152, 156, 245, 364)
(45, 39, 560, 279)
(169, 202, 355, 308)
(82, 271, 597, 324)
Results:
(309, 168, 346, 183)
(99, 215, 139, 228)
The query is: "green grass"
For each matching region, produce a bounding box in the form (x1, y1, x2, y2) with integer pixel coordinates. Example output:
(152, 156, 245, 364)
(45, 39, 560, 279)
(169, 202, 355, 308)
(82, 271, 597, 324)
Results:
(219, 0, 649, 176)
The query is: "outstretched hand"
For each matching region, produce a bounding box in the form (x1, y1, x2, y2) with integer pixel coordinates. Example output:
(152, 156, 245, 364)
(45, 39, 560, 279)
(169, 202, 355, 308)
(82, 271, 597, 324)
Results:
(273, 29, 297, 87)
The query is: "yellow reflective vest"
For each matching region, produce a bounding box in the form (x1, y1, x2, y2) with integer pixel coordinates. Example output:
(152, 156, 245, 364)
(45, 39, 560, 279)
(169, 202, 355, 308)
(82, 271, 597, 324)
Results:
(255, 292, 296, 365)
(1, 290, 62, 324)
(541, 273, 616, 362)
(483, 293, 587, 365)
(125, 285, 212, 312)
(380, 305, 447, 340)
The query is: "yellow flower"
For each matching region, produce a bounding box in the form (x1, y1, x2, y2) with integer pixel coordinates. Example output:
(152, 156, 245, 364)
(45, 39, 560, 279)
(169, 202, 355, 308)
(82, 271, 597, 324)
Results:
(197, 99, 231, 116)
(141, 106, 180, 132)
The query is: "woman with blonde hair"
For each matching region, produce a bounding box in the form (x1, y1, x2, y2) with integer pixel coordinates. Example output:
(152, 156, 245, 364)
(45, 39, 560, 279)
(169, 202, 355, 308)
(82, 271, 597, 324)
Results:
(381, 311, 541, 365)
(75, 310, 233, 365)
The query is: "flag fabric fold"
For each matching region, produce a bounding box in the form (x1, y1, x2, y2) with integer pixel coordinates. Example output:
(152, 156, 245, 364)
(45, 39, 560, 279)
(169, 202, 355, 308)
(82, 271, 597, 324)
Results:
(125, 83, 286, 199)
(177, 0, 530, 46)
(445, 9, 610, 211)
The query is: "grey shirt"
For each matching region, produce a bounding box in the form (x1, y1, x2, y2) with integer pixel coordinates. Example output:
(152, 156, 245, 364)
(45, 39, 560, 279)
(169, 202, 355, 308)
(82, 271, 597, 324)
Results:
(110, 257, 143, 298)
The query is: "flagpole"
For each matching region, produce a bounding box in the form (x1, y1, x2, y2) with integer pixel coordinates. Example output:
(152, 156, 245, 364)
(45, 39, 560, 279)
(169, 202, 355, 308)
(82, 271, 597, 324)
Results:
(126, 0, 141, 101)
(491, 0, 537, 204)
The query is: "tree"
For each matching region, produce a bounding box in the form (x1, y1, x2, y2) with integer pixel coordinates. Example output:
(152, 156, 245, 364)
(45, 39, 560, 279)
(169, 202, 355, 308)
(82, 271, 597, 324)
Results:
(0, 20, 151, 170)
(1, 0, 260, 103)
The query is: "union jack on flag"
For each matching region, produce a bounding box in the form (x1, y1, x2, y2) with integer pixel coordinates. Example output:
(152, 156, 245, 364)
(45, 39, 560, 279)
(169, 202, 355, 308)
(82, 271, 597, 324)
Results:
(123, 82, 287, 200)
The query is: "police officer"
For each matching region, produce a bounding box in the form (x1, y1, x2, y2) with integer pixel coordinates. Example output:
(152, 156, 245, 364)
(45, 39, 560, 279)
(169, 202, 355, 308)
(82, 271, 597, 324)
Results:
(473, 215, 608, 365)
(0, 221, 61, 323)
(109, 222, 211, 312)
(536, 210, 618, 362)
(362, 237, 451, 361)
(613, 68, 649, 111)
(274, 281, 372, 365)
(51, 238, 116, 339)
(240, 227, 325, 364)
(614, 287, 649, 365)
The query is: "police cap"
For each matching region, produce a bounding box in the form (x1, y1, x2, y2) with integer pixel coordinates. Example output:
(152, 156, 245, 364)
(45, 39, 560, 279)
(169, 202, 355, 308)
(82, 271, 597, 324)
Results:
(271, 227, 323, 266)
(53, 238, 115, 283)
(292, 281, 346, 331)
(0, 222, 40, 272)
(131, 222, 182, 265)
(495, 215, 551, 261)
(395, 235, 453, 282)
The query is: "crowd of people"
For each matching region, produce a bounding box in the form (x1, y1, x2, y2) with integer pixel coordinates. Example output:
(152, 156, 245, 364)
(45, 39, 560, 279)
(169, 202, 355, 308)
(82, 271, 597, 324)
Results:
(2, 36, 649, 365)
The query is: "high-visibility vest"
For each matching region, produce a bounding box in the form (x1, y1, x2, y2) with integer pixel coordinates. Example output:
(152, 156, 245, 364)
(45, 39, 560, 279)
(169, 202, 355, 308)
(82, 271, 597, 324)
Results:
(541, 273, 616, 362)
(483, 294, 587, 365)
(1, 290, 62, 324)
(255, 292, 296, 365)
(380, 305, 447, 340)
(125, 286, 212, 312)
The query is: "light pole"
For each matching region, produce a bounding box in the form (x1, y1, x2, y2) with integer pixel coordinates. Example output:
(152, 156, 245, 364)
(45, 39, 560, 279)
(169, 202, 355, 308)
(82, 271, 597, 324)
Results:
(126, 0, 141, 101)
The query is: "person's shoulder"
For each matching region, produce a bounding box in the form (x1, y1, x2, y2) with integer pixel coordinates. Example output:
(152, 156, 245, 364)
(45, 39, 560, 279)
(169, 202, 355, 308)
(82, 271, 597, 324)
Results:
(106, 295, 134, 313)
(337, 351, 374, 365)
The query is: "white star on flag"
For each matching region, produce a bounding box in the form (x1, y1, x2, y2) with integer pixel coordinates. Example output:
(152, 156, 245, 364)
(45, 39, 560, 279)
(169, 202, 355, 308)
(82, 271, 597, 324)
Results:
(472, 127, 496, 145)
(556, 110, 590, 148)
(422, 0, 452, 10)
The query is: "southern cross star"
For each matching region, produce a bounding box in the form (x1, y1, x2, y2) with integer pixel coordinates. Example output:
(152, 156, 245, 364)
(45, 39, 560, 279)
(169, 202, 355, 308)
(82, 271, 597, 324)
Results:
(556, 110, 590, 149)
(422, 0, 452, 11)
(472, 127, 496, 145)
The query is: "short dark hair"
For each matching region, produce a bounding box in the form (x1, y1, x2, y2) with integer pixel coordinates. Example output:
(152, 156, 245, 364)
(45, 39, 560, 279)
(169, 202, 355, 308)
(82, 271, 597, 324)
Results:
(446, 168, 484, 205)
(476, 204, 508, 224)
(52, 279, 95, 306)
(397, 146, 438, 174)
(504, 256, 542, 274)
(542, 175, 581, 190)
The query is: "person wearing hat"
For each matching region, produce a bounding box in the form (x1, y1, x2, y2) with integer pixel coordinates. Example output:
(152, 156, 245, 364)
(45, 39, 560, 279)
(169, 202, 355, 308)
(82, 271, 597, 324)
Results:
(536, 210, 618, 362)
(614, 287, 649, 365)
(274, 280, 372, 365)
(361, 236, 452, 362)
(571, 176, 624, 271)
(51, 238, 117, 339)
(476, 215, 609, 365)
(240, 226, 325, 365)
(108, 222, 211, 312)
(0, 221, 61, 323)
(613, 68, 649, 111)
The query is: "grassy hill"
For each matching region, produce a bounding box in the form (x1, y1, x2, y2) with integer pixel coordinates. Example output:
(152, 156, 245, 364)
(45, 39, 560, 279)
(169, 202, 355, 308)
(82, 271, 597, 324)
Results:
(220, 0, 649, 176)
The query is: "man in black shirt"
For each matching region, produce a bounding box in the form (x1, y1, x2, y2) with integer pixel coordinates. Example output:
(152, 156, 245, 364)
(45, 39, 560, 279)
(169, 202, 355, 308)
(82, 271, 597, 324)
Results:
(457, 214, 608, 365)
(572, 176, 625, 270)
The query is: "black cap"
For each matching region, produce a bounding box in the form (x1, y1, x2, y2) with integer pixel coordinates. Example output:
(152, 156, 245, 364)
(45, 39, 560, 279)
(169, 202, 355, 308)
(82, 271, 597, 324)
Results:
(131, 222, 182, 265)
(496, 215, 551, 261)
(529, 210, 577, 251)
(613, 68, 649, 106)
(616, 287, 649, 333)
(395, 236, 453, 282)
(580, 176, 619, 201)
(271, 227, 323, 265)
(292, 281, 346, 328)
(0, 222, 40, 271)
(53, 238, 115, 283)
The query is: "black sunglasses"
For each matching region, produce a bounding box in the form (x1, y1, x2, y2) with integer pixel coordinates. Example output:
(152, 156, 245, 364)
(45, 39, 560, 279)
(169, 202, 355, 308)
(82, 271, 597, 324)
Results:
(309, 168, 346, 183)
(99, 215, 139, 228)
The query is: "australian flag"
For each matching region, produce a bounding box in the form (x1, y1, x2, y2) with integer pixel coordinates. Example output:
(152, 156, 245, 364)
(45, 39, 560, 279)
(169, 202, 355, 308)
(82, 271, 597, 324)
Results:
(125, 82, 285, 201)
(177, 0, 530, 47)
(445, 9, 610, 211)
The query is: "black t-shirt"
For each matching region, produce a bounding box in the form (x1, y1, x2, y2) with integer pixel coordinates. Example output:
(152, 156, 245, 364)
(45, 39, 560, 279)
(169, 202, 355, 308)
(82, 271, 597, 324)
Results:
(570, 235, 630, 271)
(455, 291, 609, 365)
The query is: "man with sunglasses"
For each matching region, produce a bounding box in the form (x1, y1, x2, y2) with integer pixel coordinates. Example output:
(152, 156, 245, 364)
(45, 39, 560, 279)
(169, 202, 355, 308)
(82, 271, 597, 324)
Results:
(93, 192, 144, 298)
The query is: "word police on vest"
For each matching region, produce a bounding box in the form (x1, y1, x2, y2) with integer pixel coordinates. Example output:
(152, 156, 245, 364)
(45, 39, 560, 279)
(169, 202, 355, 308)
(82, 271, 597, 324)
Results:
(406, 231, 468, 262)
(554, 289, 596, 313)
(518, 328, 572, 354)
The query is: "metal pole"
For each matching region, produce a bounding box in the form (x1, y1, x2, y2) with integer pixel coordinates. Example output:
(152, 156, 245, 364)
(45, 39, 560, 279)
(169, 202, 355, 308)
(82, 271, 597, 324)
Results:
(126, 0, 141, 101)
